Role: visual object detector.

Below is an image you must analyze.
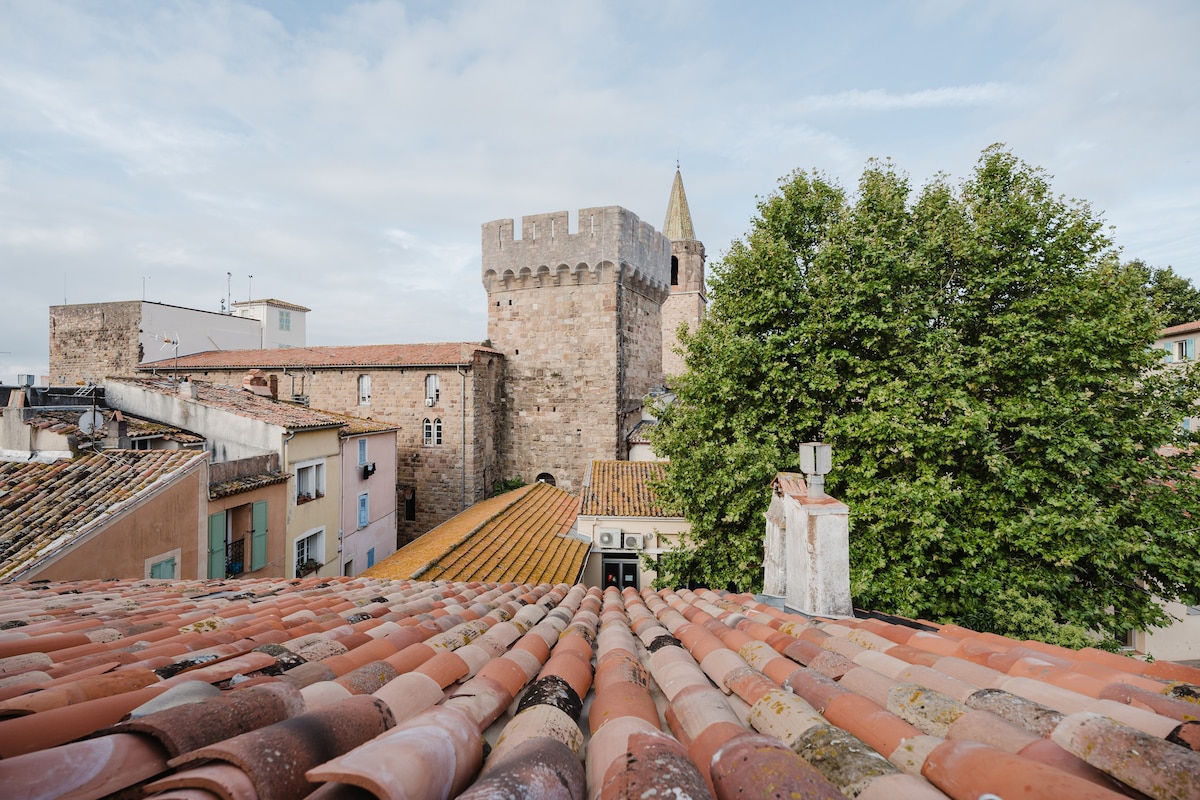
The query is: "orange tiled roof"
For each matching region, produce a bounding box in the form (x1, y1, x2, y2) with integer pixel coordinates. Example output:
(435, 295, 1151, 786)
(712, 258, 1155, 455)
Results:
(138, 342, 501, 370)
(363, 482, 587, 584)
(0, 577, 1196, 798)
(580, 459, 680, 517)
(1160, 319, 1200, 337)
(0, 449, 208, 580)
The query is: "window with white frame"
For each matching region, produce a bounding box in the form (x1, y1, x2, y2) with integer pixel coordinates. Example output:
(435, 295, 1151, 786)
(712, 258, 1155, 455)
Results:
(358, 492, 369, 528)
(358, 374, 371, 405)
(296, 459, 326, 503)
(295, 529, 324, 575)
(1174, 338, 1195, 362)
(358, 437, 368, 465)
(425, 373, 440, 404)
(423, 418, 442, 446)
(279, 310, 291, 331)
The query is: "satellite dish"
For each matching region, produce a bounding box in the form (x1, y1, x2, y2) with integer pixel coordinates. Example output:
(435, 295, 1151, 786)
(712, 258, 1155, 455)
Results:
(78, 410, 105, 435)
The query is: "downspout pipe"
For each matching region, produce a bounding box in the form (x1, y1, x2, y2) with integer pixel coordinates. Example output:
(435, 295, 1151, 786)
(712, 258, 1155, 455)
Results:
(456, 365, 466, 510)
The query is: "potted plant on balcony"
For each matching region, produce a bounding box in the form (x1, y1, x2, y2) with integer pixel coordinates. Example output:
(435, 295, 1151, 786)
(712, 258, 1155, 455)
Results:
(296, 559, 322, 578)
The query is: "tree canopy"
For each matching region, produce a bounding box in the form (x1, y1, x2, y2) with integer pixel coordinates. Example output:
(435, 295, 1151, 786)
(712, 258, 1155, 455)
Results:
(651, 146, 1200, 648)
(1129, 260, 1200, 328)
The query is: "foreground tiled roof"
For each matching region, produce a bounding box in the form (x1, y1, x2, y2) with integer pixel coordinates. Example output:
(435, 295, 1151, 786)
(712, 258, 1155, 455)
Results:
(0, 577, 1197, 799)
(139, 342, 502, 370)
(364, 483, 587, 584)
(109, 377, 349, 430)
(0, 450, 208, 581)
(581, 459, 680, 517)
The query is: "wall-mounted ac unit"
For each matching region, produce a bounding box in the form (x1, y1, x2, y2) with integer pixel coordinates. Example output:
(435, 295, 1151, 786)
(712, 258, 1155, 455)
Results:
(623, 533, 644, 551)
(597, 528, 621, 550)
(362, 462, 376, 479)
(424, 398, 435, 407)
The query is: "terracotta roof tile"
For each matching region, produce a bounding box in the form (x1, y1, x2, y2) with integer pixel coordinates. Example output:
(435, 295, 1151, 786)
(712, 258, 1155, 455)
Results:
(139, 342, 501, 370)
(581, 459, 680, 517)
(0, 577, 1195, 798)
(107, 377, 348, 430)
(0, 450, 208, 581)
(363, 483, 587, 585)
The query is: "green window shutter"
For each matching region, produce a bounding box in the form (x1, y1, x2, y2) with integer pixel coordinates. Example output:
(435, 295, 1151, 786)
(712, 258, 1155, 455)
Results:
(150, 557, 175, 579)
(251, 501, 268, 571)
(208, 512, 227, 579)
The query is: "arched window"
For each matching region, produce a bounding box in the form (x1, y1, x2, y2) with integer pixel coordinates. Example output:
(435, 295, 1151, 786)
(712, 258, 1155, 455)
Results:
(536, 472, 556, 486)
(424, 418, 442, 446)
(670, 256, 679, 286)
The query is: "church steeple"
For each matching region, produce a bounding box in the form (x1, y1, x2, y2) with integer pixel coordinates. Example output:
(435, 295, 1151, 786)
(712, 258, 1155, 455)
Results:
(663, 167, 696, 242)
(660, 166, 706, 382)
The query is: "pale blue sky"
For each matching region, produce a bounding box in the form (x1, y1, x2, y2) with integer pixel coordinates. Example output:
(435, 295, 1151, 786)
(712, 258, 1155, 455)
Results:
(2, 1, 1198, 383)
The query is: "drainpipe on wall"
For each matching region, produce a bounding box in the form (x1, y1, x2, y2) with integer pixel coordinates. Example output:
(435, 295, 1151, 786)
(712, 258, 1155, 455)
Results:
(456, 365, 466, 510)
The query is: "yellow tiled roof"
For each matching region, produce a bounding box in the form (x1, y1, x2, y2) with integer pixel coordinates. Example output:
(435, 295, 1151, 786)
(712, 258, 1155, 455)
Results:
(579, 460, 679, 517)
(362, 482, 586, 584)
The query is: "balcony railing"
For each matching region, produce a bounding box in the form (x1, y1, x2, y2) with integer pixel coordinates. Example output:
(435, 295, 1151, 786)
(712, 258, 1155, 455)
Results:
(226, 538, 245, 577)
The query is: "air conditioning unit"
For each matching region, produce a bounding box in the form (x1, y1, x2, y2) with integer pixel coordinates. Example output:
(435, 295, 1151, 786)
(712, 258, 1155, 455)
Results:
(291, 394, 310, 406)
(597, 528, 620, 550)
(424, 398, 435, 407)
(623, 533, 644, 551)
(361, 462, 376, 479)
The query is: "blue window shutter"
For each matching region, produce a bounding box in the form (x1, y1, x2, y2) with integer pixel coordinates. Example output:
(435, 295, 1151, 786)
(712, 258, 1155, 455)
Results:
(1165, 343, 1174, 362)
(208, 512, 226, 579)
(1187, 339, 1195, 360)
(251, 501, 268, 571)
(367, 547, 375, 568)
(358, 493, 369, 528)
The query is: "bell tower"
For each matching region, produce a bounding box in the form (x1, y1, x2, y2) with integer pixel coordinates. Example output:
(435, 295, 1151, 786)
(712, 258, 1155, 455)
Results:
(661, 167, 706, 380)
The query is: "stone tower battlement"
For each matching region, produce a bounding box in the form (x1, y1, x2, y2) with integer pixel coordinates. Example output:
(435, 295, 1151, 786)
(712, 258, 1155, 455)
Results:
(481, 206, 671, 298)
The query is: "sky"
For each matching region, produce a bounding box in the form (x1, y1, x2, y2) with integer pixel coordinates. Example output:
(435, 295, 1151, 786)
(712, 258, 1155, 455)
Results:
(2, 0, 1198, 384)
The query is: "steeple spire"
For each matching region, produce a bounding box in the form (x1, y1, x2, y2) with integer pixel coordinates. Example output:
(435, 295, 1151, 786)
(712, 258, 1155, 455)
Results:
(663, 167, 696, 242)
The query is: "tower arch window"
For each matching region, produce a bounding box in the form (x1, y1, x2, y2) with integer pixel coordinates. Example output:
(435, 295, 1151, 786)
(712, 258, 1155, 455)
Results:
(671, 256, 679, 286)
(423, 418, 442, 446)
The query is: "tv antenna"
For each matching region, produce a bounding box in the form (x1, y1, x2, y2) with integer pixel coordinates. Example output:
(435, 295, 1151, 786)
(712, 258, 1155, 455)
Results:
(149, 332, 181, 381)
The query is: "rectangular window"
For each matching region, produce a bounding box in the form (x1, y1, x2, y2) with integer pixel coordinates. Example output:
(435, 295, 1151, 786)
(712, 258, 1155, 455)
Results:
(1175, 338, 1196, 362)
(358, 374, 371, 405)
(358, 438, 368, 465)
(367, 547, 376, 568)
(405, 491, 416, 522)
(296, 460, 326, 503)
(295, 529, 324, 576)
(425, 373, 440, 404)
(358, 492, 369, 528)
(150, 556, 176, 579)
(279, 310, 291, 331)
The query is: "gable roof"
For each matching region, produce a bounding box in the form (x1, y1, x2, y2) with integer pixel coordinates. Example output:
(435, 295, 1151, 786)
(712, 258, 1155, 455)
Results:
(580, 459, 679, 517)
(362, 482, 586, 584)
(0, 449, 208, 580)
(138, 342, 501, 371)
(1159, 319, 1200, 338)
(0, 575, 1196, 798)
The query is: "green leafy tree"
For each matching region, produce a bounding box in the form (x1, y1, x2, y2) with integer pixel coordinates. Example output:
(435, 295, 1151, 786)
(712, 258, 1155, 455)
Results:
(652, 146, 1200, 648)
(1127, 260, 1200, 328)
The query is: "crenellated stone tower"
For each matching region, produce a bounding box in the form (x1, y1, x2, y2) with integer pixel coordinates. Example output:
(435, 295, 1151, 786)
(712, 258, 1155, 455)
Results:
(661, 168, 707, 379)
(482, 206, 671, 492)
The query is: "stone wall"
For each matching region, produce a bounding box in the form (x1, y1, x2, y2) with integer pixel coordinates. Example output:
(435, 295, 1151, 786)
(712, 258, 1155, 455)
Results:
(482, 207, 671, 493)
(156, 355, 502, 543)
(49, 302, 143, 386)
